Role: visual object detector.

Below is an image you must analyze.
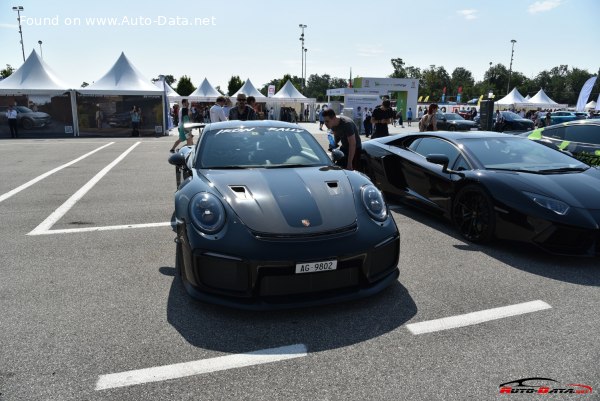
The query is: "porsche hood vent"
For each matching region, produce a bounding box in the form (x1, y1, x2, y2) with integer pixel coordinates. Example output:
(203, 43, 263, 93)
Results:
(229, 185, 253, 200)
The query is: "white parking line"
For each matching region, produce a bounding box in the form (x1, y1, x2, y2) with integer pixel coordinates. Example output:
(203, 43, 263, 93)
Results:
(0, 142, 114, 204)
(33, 222, 172, 235)
(406, 300, 552, 335)
(95, 344, 308, 391)
(28, 142, 140, 236)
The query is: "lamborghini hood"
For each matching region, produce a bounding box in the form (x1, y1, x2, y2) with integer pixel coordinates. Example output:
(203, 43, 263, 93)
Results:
(200, 167, 358, 234)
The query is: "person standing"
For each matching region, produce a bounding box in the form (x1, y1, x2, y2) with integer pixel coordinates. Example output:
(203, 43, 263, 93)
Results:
(353, 106, 363, 135)
(6, 105, 18, 138)
(407, 108, 413, 127)
(419, 103, 439, 132)
(322, 108, 361, 171)
(95, 108, 103, 129)
(170, 99, 193, 153)
(228, 94, 257, 121)
(318, 106, 325, 130)
(397, 109, 404, 128)
(209, 96, 227, 122)
(130, 106, 141, 137)
(363, 108, 372, 138)
(371, 100, 394, 138)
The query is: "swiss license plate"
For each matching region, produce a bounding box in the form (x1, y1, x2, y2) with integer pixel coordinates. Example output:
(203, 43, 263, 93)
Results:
(295, 260, 337, 274)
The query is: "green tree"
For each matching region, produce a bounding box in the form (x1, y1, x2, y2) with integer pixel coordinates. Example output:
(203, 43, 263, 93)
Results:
(1, 64, 15, 79)
(420, 65, 451, 102)
(176, 75, 195, 96)
(81, 82, 89, 88)
(151, 74, 176, 86)
(450, 67, 475, 101)
(214, 85, 225, 95)
(390, 58, 407, 78)
(227, 75, 243, 96)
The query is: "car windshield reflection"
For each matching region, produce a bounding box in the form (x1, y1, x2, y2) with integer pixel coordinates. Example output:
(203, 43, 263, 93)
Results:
(462, 137, 589, 173)
(197, 127, 332, 169)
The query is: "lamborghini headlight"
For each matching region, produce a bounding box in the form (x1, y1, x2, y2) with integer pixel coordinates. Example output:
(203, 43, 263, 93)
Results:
(523, 192, 570, 215)
(361, 184, 388, 222)
(189, 192, 226, 233)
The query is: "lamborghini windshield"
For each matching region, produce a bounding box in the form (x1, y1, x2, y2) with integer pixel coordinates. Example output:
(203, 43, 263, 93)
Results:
(196, 126, 333, 169)
(462, 137, 589, 173)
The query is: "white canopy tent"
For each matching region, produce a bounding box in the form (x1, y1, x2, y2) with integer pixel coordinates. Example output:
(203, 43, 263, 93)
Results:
(78, 53, 166, 135)
(232, 79, 267, 99)
(188, 78, 221, 102)
(584, 100, 596, 110)
(0, 50, 71, 95)
(269, 80, 316, 121)
(527, 88, 566, 109)
(80, 52, 163, 96)
(495, 88, 530, 109)
(154, 79, 179, 97)
(0, 50, 78, 136)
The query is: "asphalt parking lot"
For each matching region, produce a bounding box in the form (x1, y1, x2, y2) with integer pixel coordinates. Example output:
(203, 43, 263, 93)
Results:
(0, 124, 598, 401)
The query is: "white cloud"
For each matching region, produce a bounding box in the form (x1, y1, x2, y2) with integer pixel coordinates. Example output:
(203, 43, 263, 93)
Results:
(528, 0, 562, 14)
(457, 9, 478, 20)
(356, 44, 384, 57)
(0, 23, 18, 29)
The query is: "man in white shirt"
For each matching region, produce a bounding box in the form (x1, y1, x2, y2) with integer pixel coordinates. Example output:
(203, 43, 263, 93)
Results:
(209, 96, 228, 123)
(6, 105, 18, 138)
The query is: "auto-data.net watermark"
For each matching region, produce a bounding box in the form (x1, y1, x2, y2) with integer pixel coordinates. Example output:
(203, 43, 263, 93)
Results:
(20, 15, 217, 27)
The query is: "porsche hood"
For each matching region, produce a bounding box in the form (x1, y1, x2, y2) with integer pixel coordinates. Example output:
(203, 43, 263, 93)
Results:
(201, 167, 358, 234)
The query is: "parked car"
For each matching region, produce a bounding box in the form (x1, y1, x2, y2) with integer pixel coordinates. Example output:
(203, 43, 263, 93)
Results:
(474, 111, 534, 132)
(521, 119, 600, 166)
(168, 120, 400, 309)
(549, 111, 578, 125)
(359, 131, 600, 255)
(0, 105, 52, 129)
(106, 111, 132, 128)
(435, 112, 477, 131)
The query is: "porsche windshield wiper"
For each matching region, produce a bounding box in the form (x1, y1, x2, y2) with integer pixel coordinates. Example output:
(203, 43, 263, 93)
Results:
(203, 165, 249, 169)
(264, 164, 313, 169)
(537, 167, 589, 173)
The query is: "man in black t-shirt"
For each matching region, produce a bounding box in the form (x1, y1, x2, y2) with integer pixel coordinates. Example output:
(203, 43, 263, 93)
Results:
(371, 99, 394, 138)
(322, 108, 361, 170)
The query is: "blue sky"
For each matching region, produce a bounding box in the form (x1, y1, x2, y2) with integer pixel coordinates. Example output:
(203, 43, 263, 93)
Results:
(1, 0, 598, 90)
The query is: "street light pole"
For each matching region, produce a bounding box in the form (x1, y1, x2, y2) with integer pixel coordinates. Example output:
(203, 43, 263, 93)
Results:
(507, 39, 516, 95)
(299, 24, 307, 90)
(38, 40, 43, 58)
(304, 48, 307, 89)
(12, 6, 25, 62)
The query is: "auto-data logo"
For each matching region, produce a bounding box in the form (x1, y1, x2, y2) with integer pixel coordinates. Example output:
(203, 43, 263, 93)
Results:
(499, 377, 593, 394)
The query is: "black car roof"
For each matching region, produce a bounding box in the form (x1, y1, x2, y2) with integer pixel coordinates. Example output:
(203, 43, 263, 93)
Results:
(373, 130, 515, 144)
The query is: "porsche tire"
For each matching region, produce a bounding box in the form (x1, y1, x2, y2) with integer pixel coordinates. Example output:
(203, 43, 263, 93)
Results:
(452, 185, 495, 243)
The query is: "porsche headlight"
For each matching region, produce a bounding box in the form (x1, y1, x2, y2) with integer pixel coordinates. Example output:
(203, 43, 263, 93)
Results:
(189, 192, 226, 233)
(523, 192, 570, 215)
(361, 184, 388, 222)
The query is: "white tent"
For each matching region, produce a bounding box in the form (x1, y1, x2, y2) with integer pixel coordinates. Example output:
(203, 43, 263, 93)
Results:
(232, 79, 267, 99)
(0, 50, 78, 136)
(584, 100, 596, 110)
(272, 80, 311, 103)
(188, 78, 221, 101)
(0, 50, 70, 95)
(527, 89, 565, 108)
(524, 94, 531, 100)
(80, 52, 163, 95)
(269, 80, 316, 121)
(495, 88, 529, 108)
(153, 79, 179, 97)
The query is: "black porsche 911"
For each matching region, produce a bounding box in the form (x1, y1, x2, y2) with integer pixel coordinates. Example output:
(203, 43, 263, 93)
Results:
(168, 120, 400, 309)
(360, 131, 600, 256)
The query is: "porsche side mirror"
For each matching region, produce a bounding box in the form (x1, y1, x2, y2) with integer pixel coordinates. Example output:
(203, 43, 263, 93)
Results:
(168, 152, 186, 167)
(331, 149, 345, 162)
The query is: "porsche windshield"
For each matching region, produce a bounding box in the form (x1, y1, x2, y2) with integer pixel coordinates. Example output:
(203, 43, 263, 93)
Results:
(197, 126, 333, 169)
(462, 137, 589, 173)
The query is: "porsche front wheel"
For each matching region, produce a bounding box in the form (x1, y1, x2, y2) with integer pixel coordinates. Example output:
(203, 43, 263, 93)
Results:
(452, 185, 495, 243)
